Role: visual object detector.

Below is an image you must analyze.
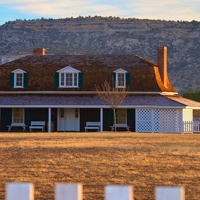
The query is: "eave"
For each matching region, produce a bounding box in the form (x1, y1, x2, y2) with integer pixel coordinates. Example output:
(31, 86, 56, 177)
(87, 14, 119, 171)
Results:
(0, 105, 186, 109)
(0, 91, 178, 95)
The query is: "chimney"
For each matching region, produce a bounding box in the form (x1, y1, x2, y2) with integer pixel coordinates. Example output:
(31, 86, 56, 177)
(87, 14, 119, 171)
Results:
(157, 46, 167, 87)
(33, 48, 46, 55)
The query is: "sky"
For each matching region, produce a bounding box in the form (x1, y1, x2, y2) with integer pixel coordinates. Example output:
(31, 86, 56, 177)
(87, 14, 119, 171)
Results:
(0, 0, 200, 25)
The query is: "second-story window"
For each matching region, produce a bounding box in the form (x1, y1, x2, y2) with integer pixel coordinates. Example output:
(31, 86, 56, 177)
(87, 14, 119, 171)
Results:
(117, 73, 125, 87)
(15, 73, 23, 87)
(60, 72, 78, 87)
(113, 68, 130, 88)
(55, 66, 83, 88)
(10, 69, 28, 88)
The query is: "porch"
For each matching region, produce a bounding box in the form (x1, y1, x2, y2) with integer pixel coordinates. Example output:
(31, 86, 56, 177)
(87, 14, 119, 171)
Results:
(0, 108, 136, 132)
(0, 94, 199, 133)
(0, 108, 57, 132)
(1, 107, 200, 133)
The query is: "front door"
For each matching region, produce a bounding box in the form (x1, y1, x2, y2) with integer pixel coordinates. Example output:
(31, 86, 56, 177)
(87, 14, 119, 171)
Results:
(65, 109, 76, 131)
(58, 108, 79, 131)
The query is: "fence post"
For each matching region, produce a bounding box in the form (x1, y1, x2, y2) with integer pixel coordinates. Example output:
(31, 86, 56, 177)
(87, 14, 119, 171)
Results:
(155, 187, 185, 200)
(6, 183, 34, 200)
(105, 185, 133, 200)
(55, 183, 83, 200)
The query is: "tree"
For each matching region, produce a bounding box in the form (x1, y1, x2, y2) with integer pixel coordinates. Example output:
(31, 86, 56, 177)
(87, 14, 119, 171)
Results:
(95, 79, 128, 131)
(183, 91, 200, 102)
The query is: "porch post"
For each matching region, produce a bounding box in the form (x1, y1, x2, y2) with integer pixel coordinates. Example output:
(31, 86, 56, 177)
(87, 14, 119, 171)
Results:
(100, 108, 103, 132)
(48, 108, 51, 132)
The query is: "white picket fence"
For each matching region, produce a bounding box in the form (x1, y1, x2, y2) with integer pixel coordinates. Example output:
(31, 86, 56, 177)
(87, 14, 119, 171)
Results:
(5, 183, 185, 200)
(183, 121, 200, 133)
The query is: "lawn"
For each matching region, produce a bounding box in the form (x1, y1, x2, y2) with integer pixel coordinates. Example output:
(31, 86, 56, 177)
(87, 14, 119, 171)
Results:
(0, 132, 199, 200)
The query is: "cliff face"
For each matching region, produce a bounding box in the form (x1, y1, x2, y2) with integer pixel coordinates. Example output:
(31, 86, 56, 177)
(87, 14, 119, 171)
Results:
(0, 17, 200, 93)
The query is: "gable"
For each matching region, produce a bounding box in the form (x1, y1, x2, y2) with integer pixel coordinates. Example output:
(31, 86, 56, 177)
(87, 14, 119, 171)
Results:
(57, 66, 80, 73)
(12, 69, 26, 73)
(113, 68, 128, 73)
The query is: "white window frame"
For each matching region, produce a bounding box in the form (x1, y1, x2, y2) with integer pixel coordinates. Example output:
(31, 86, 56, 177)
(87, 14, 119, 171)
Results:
(60, 72, 78, 88)
(57, 66, 80, 88)
(12, 69, 26, 88)
(12, 108, 24, 124)
(116, 72, 125, 88)
(14, 73, 23, 88)
(114, 68, 128, 88)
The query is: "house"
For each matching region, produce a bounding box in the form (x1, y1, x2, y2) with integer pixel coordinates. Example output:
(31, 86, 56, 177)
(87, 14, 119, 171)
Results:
(0, 46, 200, 132)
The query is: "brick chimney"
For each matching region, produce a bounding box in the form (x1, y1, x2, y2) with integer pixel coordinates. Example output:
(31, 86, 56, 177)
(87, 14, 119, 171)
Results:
(157, 46, 167, 87)
(33, 48, 46, 55)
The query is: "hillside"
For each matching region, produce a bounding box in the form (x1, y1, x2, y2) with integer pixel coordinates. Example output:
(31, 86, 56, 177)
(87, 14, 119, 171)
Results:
(0, 17, 200, 93)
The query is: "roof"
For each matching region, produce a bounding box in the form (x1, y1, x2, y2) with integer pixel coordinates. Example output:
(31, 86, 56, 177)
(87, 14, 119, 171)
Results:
(0, 54, 176, 93)
(0, 94, 195, 108)
(0, 54, 152, 68)
(167, 96, 200, 107)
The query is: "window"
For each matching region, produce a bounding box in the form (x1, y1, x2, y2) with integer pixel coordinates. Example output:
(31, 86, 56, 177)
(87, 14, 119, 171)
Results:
(10, 69, 28, 88)
(117, 73, 125, 87)
(15, 73, 23, 87)
(113, 68, 130, 88)
(55, 66, 82, 88)
(12, 108, 24, 123)
(116, 109, 127, 124)
(60, 72, 78, 87)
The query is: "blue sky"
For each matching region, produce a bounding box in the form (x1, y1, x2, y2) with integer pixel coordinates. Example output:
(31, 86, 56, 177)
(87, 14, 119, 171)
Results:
(0, 0, 199, 25)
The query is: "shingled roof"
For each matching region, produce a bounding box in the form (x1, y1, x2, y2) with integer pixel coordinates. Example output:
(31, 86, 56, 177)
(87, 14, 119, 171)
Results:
(1, 54, 152, 68)
(0, 54, 176, 93)
(0, 94, 186, 107)
(167, 96, 200, 107)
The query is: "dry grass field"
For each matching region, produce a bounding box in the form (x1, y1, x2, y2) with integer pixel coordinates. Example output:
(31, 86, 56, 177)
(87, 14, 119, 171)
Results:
(0, 132, 199, 200)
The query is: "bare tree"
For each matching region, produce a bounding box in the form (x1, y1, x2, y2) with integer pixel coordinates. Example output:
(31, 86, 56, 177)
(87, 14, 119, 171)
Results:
(95, 79, 128, 131)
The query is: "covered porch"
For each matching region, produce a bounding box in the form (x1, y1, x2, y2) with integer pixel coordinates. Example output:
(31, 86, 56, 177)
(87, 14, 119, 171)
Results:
(0, 94, 200, 133)
(0, 107, 136, 132)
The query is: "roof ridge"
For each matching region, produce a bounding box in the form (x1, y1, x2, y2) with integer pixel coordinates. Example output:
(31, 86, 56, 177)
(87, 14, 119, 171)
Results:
(135, 55, 157, 66)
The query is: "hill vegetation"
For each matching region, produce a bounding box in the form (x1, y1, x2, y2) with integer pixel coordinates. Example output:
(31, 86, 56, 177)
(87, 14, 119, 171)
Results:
(0, 16, 200, 93)
(183, 91, 200, 102)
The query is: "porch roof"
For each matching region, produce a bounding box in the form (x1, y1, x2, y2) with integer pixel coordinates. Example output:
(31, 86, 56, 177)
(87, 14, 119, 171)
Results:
(166, 96, 200, 107)
(0, 94, 191, 108)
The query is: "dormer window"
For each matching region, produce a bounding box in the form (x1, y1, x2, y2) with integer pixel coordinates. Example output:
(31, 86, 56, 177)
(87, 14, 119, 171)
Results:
(55, 66, 83, 88)
(112, 68, 130, 88)
(60, 72, 78, 87)
(15, 73, 23, 87)
(117, 72, 125, 88)
(10, 69, 28, 88)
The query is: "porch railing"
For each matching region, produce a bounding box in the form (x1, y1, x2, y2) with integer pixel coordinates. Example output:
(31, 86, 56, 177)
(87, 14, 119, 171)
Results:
(183, 121, 200, 133)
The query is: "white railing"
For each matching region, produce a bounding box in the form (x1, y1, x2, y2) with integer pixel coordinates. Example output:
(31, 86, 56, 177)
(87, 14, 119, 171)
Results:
(183, 121, 200, 133)
(5, 183, 185, 200)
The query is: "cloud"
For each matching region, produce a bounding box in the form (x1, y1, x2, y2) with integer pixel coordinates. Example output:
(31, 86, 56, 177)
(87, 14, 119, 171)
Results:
(0, 0, 200, 21)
